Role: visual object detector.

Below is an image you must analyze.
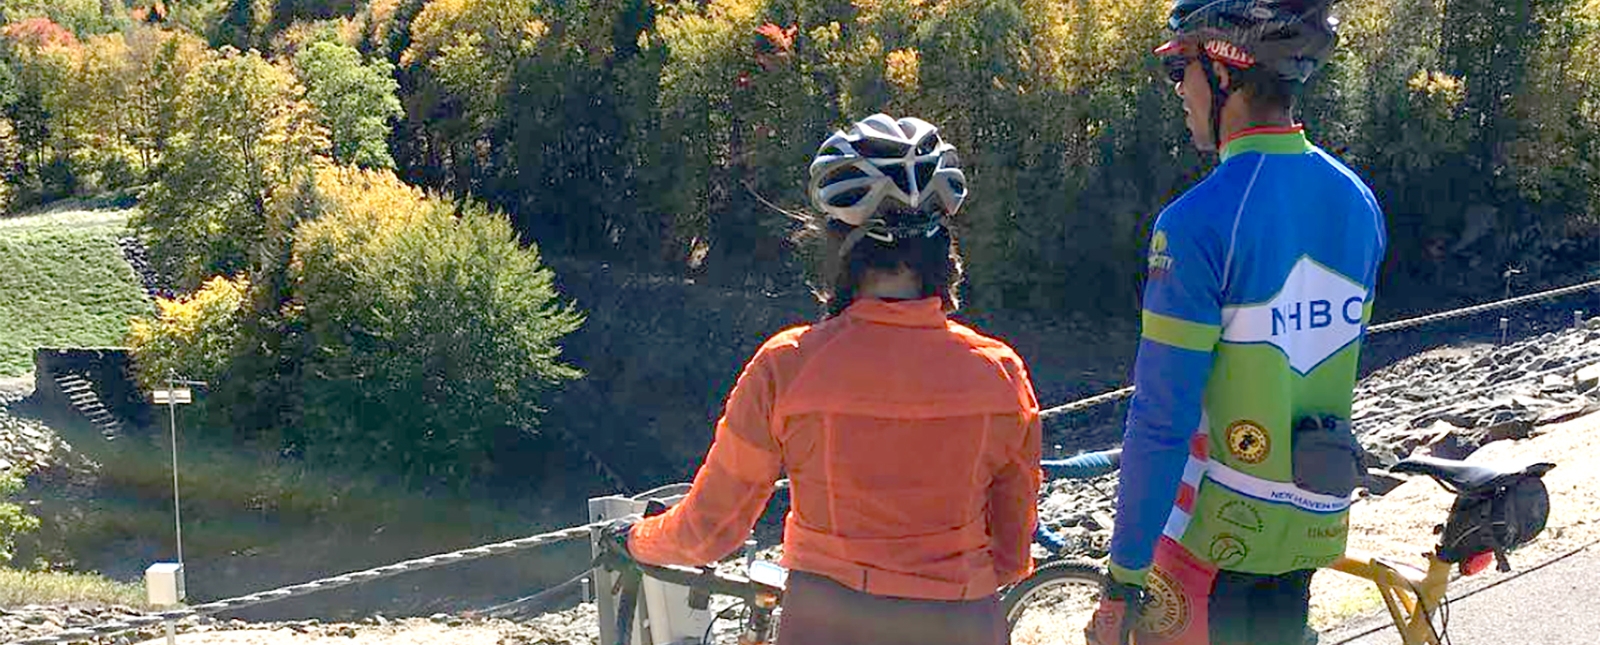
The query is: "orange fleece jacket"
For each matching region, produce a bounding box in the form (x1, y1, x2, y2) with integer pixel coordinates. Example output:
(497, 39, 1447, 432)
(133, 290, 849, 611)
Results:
(629, 297, 1042, 600)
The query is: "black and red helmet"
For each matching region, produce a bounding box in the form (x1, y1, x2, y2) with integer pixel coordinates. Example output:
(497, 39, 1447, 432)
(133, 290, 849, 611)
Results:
(1155, 0, 1340, 83)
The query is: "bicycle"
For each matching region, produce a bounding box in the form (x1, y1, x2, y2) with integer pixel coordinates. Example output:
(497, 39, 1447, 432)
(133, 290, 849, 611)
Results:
(1001, 450, 1121, 644)
(1001, 448, 1557, 645)
(618, 559, 786, 645)
(596, 483, 787, 645)
(604, 453, 1126, 645)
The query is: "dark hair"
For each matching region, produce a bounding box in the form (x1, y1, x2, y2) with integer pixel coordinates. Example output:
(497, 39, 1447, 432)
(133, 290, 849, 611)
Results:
(1231, 64, 1302, 114)
(817, 217, 964, 319)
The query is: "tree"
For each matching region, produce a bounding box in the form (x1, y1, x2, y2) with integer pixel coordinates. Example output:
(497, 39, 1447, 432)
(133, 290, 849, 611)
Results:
(266, 0, 363, 35)
(158, 0, 232, 37)
(213, 0, 271, 49)
(400, 0, 546, 117)
(0, 0, 129, 37)
(0, 474, 39, 565)
(1, 18, 80, 202)
(0, 117, 21, 211)
(127, 274, 250, 390)
(125, 25, 208, 173)
(293, 40, 400, 168)
(136, 48, 328, 290)
(287, 165, 583, 485)
(398, 0, 549, 194)
(60, 32, 142, 189)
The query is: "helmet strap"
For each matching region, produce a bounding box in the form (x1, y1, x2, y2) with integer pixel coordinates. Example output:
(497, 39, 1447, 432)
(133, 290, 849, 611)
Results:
(838, 225, 872, 258)
(1201, 56, 1230, 153)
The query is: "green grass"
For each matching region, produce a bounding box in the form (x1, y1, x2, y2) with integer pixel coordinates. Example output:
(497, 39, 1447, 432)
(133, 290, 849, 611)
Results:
(32, 418, 542, 569)
(0, 208, 151, 377)
(0, 568, 148, 607)
(89, 427, 534, 531)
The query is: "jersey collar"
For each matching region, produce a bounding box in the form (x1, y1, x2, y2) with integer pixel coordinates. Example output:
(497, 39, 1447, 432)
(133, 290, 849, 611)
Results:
(1220, 125, 1312, 162)
(845, 297, 948, 328)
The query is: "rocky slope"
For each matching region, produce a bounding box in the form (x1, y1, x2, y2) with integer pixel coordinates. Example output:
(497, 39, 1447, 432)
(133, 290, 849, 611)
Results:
(0, 378, 73, 477)
(1353, 318, 1600, 465)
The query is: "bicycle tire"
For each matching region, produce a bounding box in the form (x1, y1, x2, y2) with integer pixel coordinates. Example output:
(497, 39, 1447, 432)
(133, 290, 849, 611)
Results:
(1001, 558, 1107, 644)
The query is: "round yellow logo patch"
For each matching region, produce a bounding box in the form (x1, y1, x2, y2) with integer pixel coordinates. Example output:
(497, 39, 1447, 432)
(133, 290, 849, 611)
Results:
(1148, 231, 1174, 274)
(1225, 420, 1270, 464)
(1138, 567, 1191, 638)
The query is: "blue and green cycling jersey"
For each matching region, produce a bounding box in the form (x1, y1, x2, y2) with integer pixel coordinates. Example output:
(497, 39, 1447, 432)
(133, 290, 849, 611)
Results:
(1109, 126, 1388, 583)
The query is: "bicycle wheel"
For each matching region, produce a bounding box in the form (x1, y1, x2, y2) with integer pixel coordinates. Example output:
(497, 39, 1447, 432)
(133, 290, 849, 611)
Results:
(1002, 559, 1107, 645)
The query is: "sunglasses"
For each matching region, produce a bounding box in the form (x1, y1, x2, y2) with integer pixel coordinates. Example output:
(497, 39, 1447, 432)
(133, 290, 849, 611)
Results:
(1163, 55, 1192, 83)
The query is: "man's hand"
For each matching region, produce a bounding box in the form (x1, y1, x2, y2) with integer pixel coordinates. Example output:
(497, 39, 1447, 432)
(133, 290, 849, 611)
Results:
(1084, 580, 1146, 645)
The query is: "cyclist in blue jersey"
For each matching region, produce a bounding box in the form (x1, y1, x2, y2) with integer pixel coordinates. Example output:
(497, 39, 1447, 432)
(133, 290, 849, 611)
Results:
(1084, 1, 1387, 644)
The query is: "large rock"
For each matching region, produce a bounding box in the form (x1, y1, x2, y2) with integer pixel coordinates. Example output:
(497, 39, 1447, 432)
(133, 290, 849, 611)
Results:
(1578, 363, 1600, 392)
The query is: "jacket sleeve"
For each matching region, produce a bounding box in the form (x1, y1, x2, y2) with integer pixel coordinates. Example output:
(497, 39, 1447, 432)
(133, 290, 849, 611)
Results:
(628, 346, 784, 566)
(988, 355, 1044, 586)
(1109, 207, 1225, 585)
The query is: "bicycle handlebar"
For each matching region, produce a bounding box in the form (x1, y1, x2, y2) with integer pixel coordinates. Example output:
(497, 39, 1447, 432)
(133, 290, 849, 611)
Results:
(1041, 449, 1122, 480)
(633, 561, 783, 602)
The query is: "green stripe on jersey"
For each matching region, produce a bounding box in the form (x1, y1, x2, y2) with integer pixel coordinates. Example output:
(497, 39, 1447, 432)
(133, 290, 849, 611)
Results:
(1142, 310, 1221, 352)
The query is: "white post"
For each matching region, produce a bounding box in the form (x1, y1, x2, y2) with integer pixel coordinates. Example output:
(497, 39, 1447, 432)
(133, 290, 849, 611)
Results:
(146, 563, 185, 643)
(589, 485, 707, 645)
(152, 376, 201, 602)
(167, 372, 184, 575)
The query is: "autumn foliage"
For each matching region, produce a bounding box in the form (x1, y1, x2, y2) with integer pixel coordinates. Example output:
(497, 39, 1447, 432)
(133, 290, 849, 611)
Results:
(1, 0, 1598, 486)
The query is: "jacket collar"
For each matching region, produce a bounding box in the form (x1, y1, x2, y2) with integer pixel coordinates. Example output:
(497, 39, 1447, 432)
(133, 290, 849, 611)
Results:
(844, 297, 949, 328)
(1220, 125, 1312, 162)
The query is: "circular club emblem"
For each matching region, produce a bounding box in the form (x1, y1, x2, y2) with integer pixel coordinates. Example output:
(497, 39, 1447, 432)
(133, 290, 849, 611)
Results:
(1225, 420, 1271, 464)
(1209, 533, 1250, 568)
(1138, 567, 1191, 638)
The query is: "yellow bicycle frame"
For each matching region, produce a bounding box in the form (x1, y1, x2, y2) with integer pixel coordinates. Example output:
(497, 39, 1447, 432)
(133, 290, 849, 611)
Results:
(1329, 552, 1454, 645)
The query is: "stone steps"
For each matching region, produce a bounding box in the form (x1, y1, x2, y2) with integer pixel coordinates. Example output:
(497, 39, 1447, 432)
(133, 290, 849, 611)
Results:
(50, 372, 121, 441)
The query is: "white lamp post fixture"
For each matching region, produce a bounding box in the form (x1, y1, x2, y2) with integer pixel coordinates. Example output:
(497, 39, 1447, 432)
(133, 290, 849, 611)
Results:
(146, 374, 206, 599)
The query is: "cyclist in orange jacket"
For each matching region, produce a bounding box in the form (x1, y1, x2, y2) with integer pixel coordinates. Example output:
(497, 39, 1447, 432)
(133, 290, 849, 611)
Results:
(604, 113, 1043, 645)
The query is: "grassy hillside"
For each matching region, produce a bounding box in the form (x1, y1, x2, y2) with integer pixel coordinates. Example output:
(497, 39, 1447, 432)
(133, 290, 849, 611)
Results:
(0, 209, 151, 377)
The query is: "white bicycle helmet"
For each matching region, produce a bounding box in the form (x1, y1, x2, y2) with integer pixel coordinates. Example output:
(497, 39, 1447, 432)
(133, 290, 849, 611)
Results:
(807, 114, 966, 241)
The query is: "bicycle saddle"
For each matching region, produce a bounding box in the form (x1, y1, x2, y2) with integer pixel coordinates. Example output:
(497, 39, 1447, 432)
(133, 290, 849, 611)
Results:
(1390, 455, 1555, 492)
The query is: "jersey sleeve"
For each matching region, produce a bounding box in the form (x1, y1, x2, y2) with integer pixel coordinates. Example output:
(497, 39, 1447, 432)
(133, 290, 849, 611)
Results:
(628, 344, 785, 565)
(1109, 204, 1227, 585)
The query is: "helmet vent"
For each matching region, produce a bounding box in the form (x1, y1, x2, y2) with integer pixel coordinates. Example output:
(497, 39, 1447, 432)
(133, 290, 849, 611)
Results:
(914, 162, 937, 194)
(856, 138, 911, 159)
(881, 164, 913, 195)
(828, 186, 872, 207)
(822, 143, 852, 158)
(827, 165, 871, 183)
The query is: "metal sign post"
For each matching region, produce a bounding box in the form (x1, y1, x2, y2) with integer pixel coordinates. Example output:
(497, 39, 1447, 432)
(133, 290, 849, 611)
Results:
(149, 373, 205, 606)
(1500, 267, 1522, 345)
